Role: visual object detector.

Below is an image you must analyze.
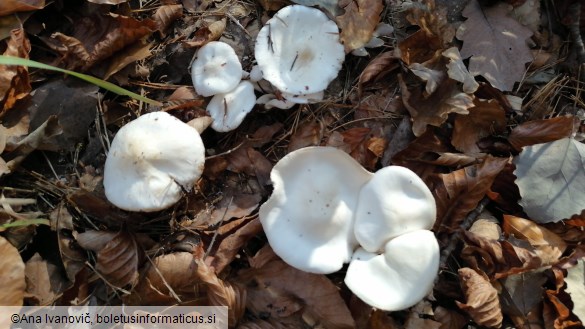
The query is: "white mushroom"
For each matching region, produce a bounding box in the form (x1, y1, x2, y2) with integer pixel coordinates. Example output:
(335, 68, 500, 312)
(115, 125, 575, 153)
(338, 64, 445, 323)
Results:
(191, 41, 243, 97)
(259, 147, 373, 274)
(103, 112, 205, 212)
(344, 230, 440, 311)
(206, 81, 256, 132)
(254, 5, 345, 96)
(354, 166, 436, 252)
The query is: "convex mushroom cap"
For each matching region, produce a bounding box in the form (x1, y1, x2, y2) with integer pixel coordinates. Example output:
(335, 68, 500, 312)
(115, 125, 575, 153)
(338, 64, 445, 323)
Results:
(344, 230, 440, 311)
(255, 5, 345, 96)
(191, 41, 243, 97)
(354, 166, 437, 252)
(207, 81, 256, 132)
(259, 147, 372, 274)
(103, 112, 205, 212)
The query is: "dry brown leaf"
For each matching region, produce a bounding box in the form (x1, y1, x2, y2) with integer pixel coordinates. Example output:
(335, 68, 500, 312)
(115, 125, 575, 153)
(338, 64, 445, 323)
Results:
(76, 230, 142, 288)
(400, 78, 475, 137)
(103, 41, 152, 80)
(409, 61, 446, 96)
(227, 147, 272, 186)
(508, 116, 577, 151)
(461, 230, 544, 279)
(238, 253, 355, 328)
(0, 0, 43, 15)
(48, 13, 157, 71)
(398, 29, 443, 65)
(125, 252, 204, 305)
(503, 215, 567, 265)
(0, 28, 31, 116)
(24, 253, 68, 305)
(431, 156, 508, 233)
(499, 270, 547, 321)
(405, 0, 455, 47)
(452, 99, 506, 154)
(288, 120, 323, 152)
(327, 127, 385, 170)
(0, 236, 25, 306)
(153, 4, 183, 36)
(469, 212, 502, 240)
(442, 47, 479, 93)
(336, 0, 383, 53)
(457, 268, 503, 328)
(392, 129, 450, 179)
(457, 0, 533, 91)
(50, 202, 86, 282)
(358, 51, 399, 90)
(183, 19, 226, 48)
(433, 306, 469, 329)
(207, 218, 262, 274)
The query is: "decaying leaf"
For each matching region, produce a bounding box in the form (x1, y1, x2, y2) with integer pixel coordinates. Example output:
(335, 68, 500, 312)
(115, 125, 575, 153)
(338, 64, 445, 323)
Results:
(409, 62, 445, 96)
(514, 138, 585, 223)
(442, 47, 479, 93)
(452, 99, 506, 154)
(0, 235, 25, 305)
(431, 156, 507, 233)
(457, 0, 533, 91)
(47, 13, 157, 71)
(336, 0, 383, 53)
(508, 116, 577, 151)
(565, 259, 585, 322)
(0, 28, 31, 116)
(152, 4, 183, 36)
(499, 270, 547, 320)
(238, 247, 355, 328)
(405, 0, 455, 47)
(326, 127, 386, 170)
(358, 51, 399, 91)
(456, 268, 503, 328)
(398, 29, 443, 65)
(288, 120, 323, 152)
(0, 0, 44, 16)
(503, 215, 567, 265)
(76, 230, 143, 288)
(400, 78, 475, 137)
(24, 253, 68, 305)
(434, 306, 469, 329)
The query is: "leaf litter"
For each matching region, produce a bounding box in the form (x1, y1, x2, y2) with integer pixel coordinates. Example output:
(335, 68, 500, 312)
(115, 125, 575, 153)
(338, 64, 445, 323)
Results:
(0, 0, 585, 328)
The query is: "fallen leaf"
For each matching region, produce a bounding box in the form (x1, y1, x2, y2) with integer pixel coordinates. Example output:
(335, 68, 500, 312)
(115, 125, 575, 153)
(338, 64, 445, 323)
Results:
(238, 251, 355, 328)
(398, 29, 443, 65)
(292, 0, 341, 16)
(433, 306, 469, 329)
(24, 253, 68, 305)
(49, 202, 86, 282)
(152, 4, 183, 36)
(565, 259, 585, 322)
(400, 78, 475, 137)
(409, 61, 446, 96)
(0, 28, 31, 116)
(336, 0, 383, 53)
(76, 230, 143, 288)
(358, 51, 399, 91)
(0, 235, 25, 305)
(405, 0, 455, 47)
(499, 270, 547, 319)
(288, 120, 323, 152)
(0, 0, 44, 16)
(327, 127, 386, 170)
(442, 47, 479, 93)
(452, 99, 506, 154)
(514, 138, 585, 223)
(103, 41, 152, 80)
(457, 0, 533, 91)
(508, 116, 577, 151)
(47, 13, 157, 71)
(227, 147, 273, 186)
(431, 156, 508, 233)
(503, 215, 567, 265)
(456, 267, 503, 328)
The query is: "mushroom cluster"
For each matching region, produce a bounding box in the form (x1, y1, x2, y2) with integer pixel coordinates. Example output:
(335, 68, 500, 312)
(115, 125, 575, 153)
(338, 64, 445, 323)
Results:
(259, 147, 439, 311)
(253, 5, 345, 109)
(190, 41, 256, 132)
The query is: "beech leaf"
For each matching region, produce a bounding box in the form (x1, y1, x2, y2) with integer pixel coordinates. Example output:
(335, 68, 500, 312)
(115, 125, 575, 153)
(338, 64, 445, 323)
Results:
(336, 0, 383, 53)
(457, 0, 533, 91)
(456, 267, 503, 328)
(0, 236, 25, 306)
(514, 138, 585, 223)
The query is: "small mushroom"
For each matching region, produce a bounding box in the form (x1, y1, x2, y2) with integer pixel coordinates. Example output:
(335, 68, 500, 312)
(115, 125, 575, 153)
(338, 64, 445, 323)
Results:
(103, 112, 205, 212)
(206, 81, 256, 132)
(354, 166, 436, 253)
(259, 147, 373, 274)
(255, 5, 345, 96)
(191, 41, 243, 97)
(344, 230, 440, 311)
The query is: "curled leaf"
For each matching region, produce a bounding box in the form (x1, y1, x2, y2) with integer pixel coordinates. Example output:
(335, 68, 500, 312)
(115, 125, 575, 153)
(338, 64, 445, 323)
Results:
(456, 268, 503, 328)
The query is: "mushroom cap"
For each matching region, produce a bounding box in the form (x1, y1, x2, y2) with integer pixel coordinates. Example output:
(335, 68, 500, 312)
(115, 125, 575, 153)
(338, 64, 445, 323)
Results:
(104, 112, 205, 212)
(207, 81, 256, 132)
(191, 41, 243, 97)
(354, 166, 436, 252)
(344, 230, 440, 311)
(254, 5, 345, 95)
(259, 146, 373, 274)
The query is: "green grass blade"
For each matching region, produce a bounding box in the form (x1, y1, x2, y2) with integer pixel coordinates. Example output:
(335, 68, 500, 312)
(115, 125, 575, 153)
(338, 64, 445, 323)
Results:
(0, 55, 162, 106)
(0, 218, 50, 229)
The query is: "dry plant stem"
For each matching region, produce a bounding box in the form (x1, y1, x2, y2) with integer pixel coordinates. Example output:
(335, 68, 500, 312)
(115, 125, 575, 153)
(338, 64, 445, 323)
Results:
(439, 197, 490, 270)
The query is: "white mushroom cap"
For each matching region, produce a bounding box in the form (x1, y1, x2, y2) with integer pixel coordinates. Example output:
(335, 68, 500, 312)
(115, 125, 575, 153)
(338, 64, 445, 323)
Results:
(354, 166, 436, 252)
(281, 90, 324, 104)
(104, 112, 205, 212)
(256, 94, 296, 110)
(254, 5, 345, 95)
(207, 81, 256, 132)
(259, 147, 373, 274)
(344, 230, 440, 311)
(191, 41, 243, 97)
